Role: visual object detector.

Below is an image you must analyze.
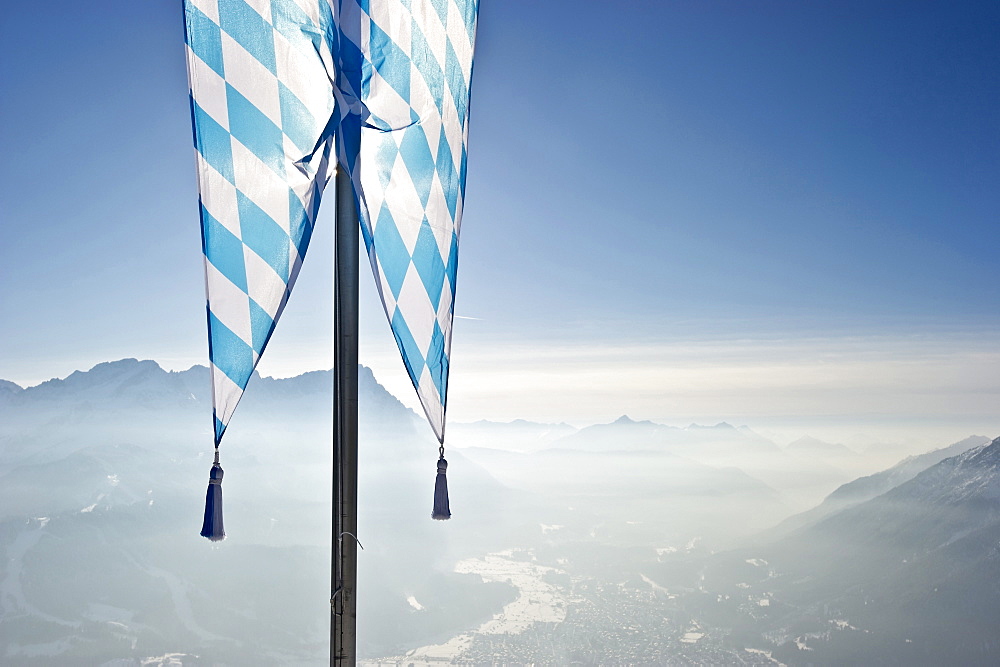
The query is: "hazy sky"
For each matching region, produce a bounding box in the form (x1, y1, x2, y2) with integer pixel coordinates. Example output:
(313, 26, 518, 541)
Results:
(1, 1, 997, 444)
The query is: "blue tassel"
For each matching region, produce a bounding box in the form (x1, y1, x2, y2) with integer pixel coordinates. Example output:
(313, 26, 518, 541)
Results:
(200, 449, 225, 541)
(432, 449, 451, 520)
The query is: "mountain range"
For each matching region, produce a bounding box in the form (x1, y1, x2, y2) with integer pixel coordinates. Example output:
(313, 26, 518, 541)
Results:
(762, 436, 1000, 665)
(1, 359, 996, 665)
(456, 412, 860, 530)
(664, 434, 1000, 666)
(0, 359, 516, 663)
(763, 434, 992, 540)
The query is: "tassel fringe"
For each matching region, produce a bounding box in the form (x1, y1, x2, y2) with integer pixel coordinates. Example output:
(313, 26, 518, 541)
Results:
(432, 448, 451, 520)
(200, 449, 226, 541)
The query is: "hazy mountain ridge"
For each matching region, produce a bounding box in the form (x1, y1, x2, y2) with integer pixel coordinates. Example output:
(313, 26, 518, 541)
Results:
(547, 416, 773, 453)
(540, 414, 853, 510)
(827, 435, 990, 506)
(0, 359, 517, 664)
(775, 436, 1000, 564)
(4, 359, 205, 408)
(0, 359, 412, 422)
(2, 360, 997, 665)
(0, 379, 23, 395)
(459, 443, 787, 546)
(748, 436, 1000, 665)
(454, 412, 811, 548)
(785, 436, 858, 464)
(764, 434, 992, 539)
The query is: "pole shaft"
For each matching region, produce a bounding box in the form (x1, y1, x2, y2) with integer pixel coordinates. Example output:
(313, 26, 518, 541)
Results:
(332, 165, 359, 665)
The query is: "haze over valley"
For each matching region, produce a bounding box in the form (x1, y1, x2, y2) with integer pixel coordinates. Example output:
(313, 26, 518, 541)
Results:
(1, 359, 998, 665)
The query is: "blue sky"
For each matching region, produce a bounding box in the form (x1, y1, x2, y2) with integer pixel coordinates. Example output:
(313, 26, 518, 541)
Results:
(1, 1, 997, 443)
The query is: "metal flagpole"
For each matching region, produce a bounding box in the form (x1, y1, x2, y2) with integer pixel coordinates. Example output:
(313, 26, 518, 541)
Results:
(332, 163, 359, 664)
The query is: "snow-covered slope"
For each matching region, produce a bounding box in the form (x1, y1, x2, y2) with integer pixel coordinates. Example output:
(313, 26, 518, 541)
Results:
(764, 434, 991, 538)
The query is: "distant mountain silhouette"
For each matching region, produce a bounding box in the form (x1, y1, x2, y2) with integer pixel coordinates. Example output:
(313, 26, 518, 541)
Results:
(455, 415, 802, 547)
(543, 416, 850, 509)
(0, 378, 22, 395)
(786, 435, 856, 457)
(0, 359, 516, 663)
(546, 415, 680, 452)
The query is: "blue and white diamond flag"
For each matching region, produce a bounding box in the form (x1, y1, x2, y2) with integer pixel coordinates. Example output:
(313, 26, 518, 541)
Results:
(341, 0, 479, 442)
(185, 0, 478, 447)
(185, 0, 339, 445)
